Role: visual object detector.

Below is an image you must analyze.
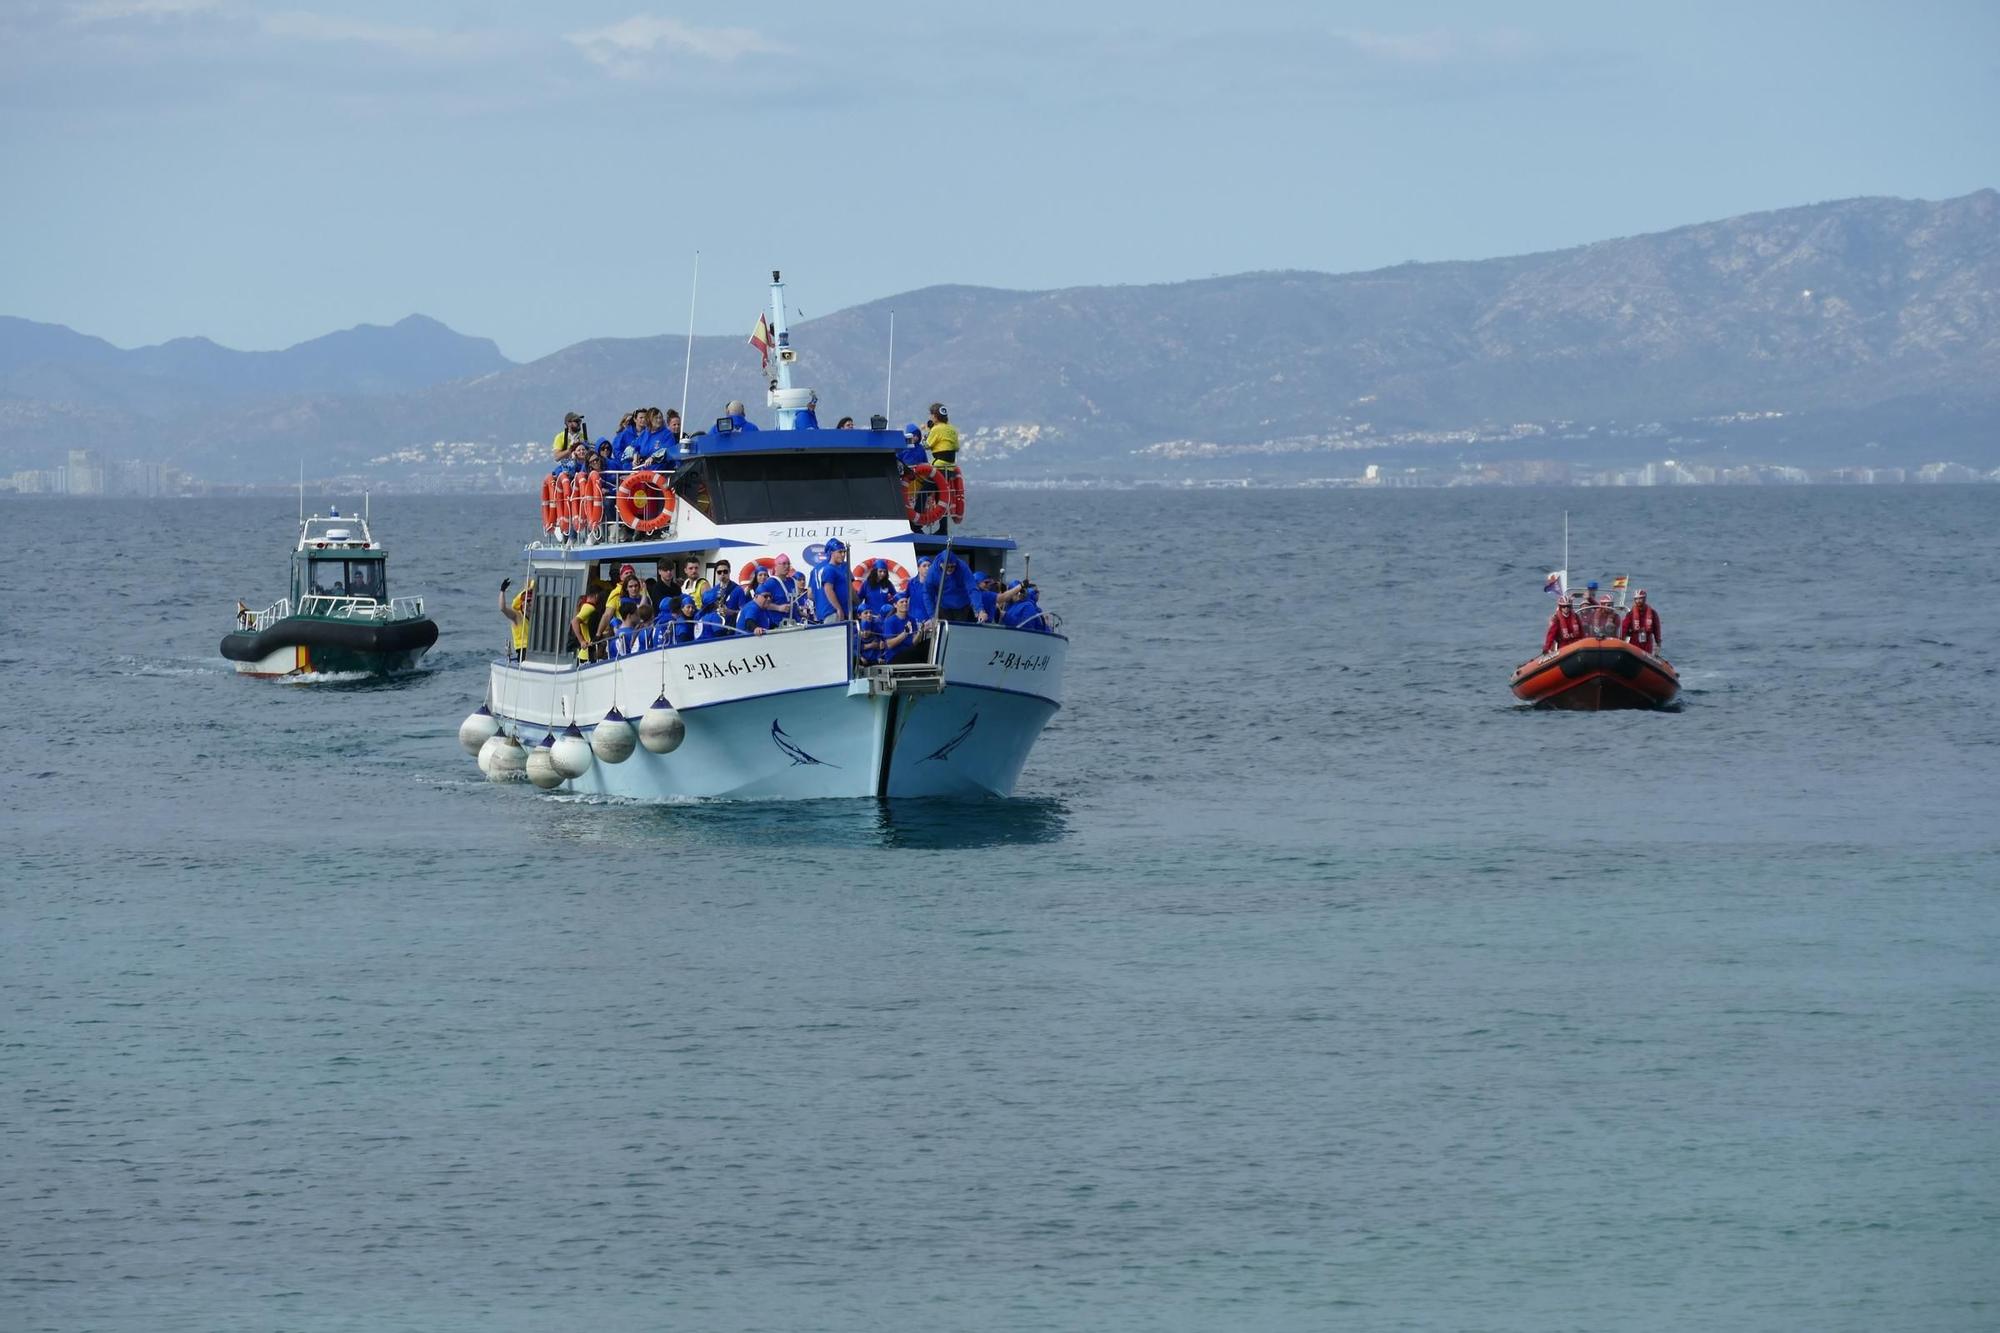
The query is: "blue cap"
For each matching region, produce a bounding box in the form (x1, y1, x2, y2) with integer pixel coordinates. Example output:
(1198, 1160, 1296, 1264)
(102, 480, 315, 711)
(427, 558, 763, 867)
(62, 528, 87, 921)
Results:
(904, 422, 922, 437)
(1586, 580, 1598, 590)
(699, 587, 718, 611)
(679, 596, 696, 613)
(823, 538, 846, 554)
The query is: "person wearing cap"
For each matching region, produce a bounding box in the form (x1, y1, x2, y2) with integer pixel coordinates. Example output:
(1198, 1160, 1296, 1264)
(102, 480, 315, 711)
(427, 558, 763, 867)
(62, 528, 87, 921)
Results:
(498, 577, 534, 661)
(553, 411, 587, 458)
(912, 549, 981, 623)
(970, 569, 1001, 624)
(1543, 594, 1584, 653)
(1620, 589, 1663, 655)
(857, 561, 898, 616)
(1002, 580, 1048, 631)
(770, 553, 808, 623)
(693, 586, 733, 640)
(740, 561, 795, 635)
(877, 592, 918, 663)
(1577, 581, 1617, 637)
(809, 539, 853, 623)
(925, 402, 960, 472)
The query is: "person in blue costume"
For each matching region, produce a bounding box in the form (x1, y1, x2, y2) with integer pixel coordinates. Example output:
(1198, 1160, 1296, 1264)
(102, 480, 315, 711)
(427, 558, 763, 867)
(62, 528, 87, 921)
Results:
(809, 538, 853, 623)
(877, 593, 918, 664)
(1002, 581, 1050, 632)
(770, 553, 808, 623)
(793, 393, 820, 430)
(914, 550, 983, 623)
(897, 425, 928, 468)
(723, 400, 761, 432)
(693, 587, 732, 640)
(970, 570, 1001, 624)
(741, 566, 793, 635)
(857, 561, 898, 616)
(611, 411, 642, 463)
(665, 596, 700, 646)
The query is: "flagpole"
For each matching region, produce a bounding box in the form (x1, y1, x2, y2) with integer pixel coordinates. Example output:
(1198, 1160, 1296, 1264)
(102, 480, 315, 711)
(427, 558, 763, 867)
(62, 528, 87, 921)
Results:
(885, 311, 895, 423)
(1563, 509, 1569, 593)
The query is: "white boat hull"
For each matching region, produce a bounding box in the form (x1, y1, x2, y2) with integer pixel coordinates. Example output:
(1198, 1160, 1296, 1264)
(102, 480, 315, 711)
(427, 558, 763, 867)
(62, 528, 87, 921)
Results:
(485, 622, 1065, 800)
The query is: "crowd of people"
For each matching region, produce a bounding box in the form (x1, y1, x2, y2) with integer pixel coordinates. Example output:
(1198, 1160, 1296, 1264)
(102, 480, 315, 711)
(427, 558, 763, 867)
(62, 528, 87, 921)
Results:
(499, 540, 1053, 668)
(1542, 582, 1664, 655)
(546, 401, 962, 531)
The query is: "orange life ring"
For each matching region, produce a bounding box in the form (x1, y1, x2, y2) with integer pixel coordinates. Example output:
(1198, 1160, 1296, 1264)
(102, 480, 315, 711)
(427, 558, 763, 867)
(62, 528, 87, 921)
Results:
(570, 471, 602, 535)
(853, 558, 912, 594)
(902, 466, 948, 530)
(616, 470, 676, 533)
(540, 474, 562, 530)
(737, 556, 779, 586)
(552, 473, 576, 537)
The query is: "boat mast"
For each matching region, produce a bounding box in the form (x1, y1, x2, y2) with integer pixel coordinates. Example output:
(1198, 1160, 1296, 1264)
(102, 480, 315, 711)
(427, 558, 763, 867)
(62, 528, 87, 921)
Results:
(766, 269, 812, 431)
(678, 251, 700, 446)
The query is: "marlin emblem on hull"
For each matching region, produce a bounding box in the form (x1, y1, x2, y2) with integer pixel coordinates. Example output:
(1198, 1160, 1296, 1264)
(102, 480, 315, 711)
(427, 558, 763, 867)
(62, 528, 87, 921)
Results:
(922, 712, 978, 763)
(771, 720, 837, 767)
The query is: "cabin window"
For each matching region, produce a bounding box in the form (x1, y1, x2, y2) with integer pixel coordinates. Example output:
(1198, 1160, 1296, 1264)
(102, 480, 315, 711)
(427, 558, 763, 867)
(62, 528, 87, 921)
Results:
(677, 452, 906, 524)
(307, 559, 385, 599)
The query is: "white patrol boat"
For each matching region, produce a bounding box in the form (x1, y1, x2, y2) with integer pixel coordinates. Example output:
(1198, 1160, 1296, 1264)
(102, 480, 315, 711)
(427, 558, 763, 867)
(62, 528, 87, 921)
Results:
(223, 503, 437, 678)
(458, 271, 1067, 799)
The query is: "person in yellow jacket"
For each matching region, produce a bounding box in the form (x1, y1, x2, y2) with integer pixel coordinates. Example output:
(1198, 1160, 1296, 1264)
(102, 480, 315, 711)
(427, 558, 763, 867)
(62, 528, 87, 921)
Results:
(499, 578, 534, 660)
(553, 411, 588, 457)
(925, 402, 959, 473)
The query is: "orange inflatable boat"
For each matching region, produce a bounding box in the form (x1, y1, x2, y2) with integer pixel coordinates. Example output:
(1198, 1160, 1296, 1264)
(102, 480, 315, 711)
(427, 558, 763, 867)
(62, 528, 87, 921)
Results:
(1511, 637, 1679, 710)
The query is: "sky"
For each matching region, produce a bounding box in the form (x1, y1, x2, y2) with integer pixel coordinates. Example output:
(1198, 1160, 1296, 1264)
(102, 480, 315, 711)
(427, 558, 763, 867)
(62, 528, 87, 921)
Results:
(3, 0, 1996, 362)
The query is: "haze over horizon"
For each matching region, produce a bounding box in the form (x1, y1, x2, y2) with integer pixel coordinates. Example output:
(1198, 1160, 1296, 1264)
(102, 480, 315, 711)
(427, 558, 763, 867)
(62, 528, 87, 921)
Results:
(3, 0, 1997, 361)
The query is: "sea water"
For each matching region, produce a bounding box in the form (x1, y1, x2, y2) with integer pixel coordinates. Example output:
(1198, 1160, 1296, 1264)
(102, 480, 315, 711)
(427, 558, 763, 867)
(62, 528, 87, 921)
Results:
(3, 488, 1995, 1330)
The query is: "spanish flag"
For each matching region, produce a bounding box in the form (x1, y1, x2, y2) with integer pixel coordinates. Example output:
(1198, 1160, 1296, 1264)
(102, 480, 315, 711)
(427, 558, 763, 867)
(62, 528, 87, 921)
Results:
(1612, 575, 1629, 590)
(749, 314, 771, 368)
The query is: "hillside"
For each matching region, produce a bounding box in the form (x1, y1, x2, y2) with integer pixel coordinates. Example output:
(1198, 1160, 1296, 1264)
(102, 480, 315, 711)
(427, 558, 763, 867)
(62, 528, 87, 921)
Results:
(5, 190, 1996, 481)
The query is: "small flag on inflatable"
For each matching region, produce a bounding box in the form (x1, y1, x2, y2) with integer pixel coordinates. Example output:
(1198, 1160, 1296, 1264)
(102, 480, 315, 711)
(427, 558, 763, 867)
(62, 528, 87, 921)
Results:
(749, 314, 772, 368)
(1544, 569, 1566, 596)
(1611, 574, 1629, 591)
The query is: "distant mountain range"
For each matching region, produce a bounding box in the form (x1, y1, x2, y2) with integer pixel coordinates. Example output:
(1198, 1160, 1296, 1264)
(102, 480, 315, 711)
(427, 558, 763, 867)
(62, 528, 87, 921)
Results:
(5, 189, 1996, 482)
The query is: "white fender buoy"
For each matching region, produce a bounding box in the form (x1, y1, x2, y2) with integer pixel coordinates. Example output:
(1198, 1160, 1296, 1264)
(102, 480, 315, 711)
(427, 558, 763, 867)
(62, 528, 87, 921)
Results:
(638, 694, 685, 754)
(475, 731, 505, 775)
(487, 732, 528, 783)
(590, 707, 637, 764)
(550, 721, 594, 780)
(459, 704, 500, 755)
(526, 733, 563, 789)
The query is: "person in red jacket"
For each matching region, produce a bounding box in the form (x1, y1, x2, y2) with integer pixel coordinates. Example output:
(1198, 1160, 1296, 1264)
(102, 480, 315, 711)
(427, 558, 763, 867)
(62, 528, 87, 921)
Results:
(1543, 596, 1584, 653)
(1620, 589, 1663, 655)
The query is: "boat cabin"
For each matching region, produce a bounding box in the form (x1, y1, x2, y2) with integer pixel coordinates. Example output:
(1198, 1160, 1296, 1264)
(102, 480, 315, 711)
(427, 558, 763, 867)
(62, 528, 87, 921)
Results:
(290, 514, 389, 607)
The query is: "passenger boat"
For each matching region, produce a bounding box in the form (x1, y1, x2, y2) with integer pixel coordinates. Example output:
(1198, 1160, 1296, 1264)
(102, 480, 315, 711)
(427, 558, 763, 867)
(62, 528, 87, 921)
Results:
(459, 270, 1067, 799)
(221, 505, 437, 677)
(1511, 636, 1679, 710)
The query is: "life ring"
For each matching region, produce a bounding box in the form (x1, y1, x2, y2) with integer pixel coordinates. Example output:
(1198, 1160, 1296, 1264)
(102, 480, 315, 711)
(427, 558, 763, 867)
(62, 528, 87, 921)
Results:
(737, 556, 779, 586)
(540, 474, 563, 531)
(552, 473, 576, 537)
(570, 471, 603, 536)
(616, 470, 676, 533)
(902, 466, 949, 531)
(853, 559, 912, 595)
